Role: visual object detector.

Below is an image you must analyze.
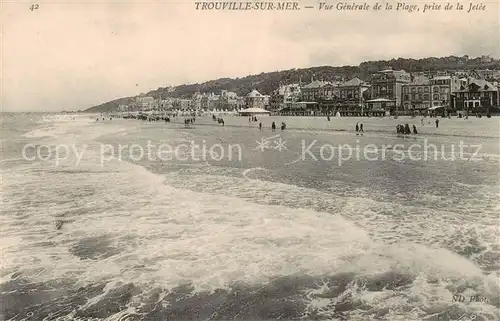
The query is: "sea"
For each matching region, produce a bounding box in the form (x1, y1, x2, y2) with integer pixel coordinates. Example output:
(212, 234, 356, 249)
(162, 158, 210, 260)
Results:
(1, 113, 499, 321)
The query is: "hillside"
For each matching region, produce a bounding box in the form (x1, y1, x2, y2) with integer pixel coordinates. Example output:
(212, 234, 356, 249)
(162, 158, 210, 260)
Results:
(84, 97, 136, 114)
(85, 55, 500, 113)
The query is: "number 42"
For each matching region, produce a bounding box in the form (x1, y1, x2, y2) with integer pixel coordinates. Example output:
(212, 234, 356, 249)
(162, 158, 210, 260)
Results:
(29, 3, 39, 11)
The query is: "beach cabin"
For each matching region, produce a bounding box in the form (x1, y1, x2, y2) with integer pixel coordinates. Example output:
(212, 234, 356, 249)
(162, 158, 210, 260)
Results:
(238, 107, 271, 116)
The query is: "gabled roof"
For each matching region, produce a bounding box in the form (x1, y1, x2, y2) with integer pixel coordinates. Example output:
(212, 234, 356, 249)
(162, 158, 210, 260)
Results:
(247, 89, 262, 97)
(409, 76, 430, 85)
(340, 77, 366, 87)
(456, 78, 498, 92)
(432, 76, 452, 80)
(302, 81, 330, 89)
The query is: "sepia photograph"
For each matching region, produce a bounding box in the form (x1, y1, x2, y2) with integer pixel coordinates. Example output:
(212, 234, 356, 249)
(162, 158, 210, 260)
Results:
(1, 0, 499, 320)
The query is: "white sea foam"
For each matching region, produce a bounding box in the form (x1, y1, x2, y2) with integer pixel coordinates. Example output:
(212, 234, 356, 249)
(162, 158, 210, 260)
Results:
(2, 115, 499, 320)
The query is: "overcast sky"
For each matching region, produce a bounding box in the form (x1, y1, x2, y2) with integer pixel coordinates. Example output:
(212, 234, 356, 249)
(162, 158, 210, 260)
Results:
(2, 0, 499, 111)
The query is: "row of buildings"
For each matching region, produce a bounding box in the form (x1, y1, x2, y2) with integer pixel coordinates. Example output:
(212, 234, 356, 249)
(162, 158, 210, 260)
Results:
(119, 89, 269, 113)
(119, 69, 500, 116)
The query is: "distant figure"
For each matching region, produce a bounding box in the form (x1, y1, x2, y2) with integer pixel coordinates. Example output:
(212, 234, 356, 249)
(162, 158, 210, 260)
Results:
(359, 123, 364, 132)
(421, 118, 424, 125)
(249, 117, 251, 122)
(55, 220, 64, 230)
(96, 118, 99, 121)
(271, 122, 276, 132)
(404, 124, 411, 135)
(281, 122, 286, 131)
(259, 122, 262, 131)
(355, 122, 359, 132)
(435, 118, 439, 128)
(413, 125, 418, 134)
(327, 115, 331, 121)
(165, 117, 170, 123)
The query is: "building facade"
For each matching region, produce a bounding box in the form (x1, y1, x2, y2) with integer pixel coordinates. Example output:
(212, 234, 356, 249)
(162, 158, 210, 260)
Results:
(454, 78, 499, 111)
(402, 76, 432, 112)
(336, 77, 370, 114)
(246, 89, 267, 109)
(370, 69, 411, 113)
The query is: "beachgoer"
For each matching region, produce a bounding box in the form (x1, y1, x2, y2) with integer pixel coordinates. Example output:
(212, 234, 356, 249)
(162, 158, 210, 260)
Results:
(271, 122, 276, 132)
(259, 122, 262, 131)
(359, 123, 364, 132)
(405, 124, 411, 135)
(355, 123, 359, 132)
(421, 118, 424, 125)
(413, 125, 418, 134)
(435, 119, 439, 128)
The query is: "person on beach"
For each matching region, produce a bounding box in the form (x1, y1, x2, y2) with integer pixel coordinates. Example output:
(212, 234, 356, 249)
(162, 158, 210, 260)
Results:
(355, 123, 359, 132)
(413, 125, 418, 134)
(359, 123, 364, 132)
(271, 122, 276, 132)
(259, 122, 262, 131)
(405, 124, 411, 135)
(421, 118, 424, 126)
(281, 122, 286, 131)
(435, 118, 439, 128)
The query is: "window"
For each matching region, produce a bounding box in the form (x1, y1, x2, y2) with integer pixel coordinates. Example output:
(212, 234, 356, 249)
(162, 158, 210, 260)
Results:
(433, 94, 440, 100)
(418, 87, 423, 93)
(433, 86, 439, 92)
(403, 87, 409, 94)
(423, 94, 429, 100)
(424, 87, 429, 92)
(411, 87, 416, 93)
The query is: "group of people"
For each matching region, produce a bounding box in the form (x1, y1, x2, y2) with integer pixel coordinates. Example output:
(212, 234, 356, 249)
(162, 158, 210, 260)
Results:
(211, 115, 225, 125)
(263, 121, 286, 132)
(249, 116, 258, 122)
(355, 122, 364, 133)
(184, 117, 196, 125)
(396, 124, 418, 135)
